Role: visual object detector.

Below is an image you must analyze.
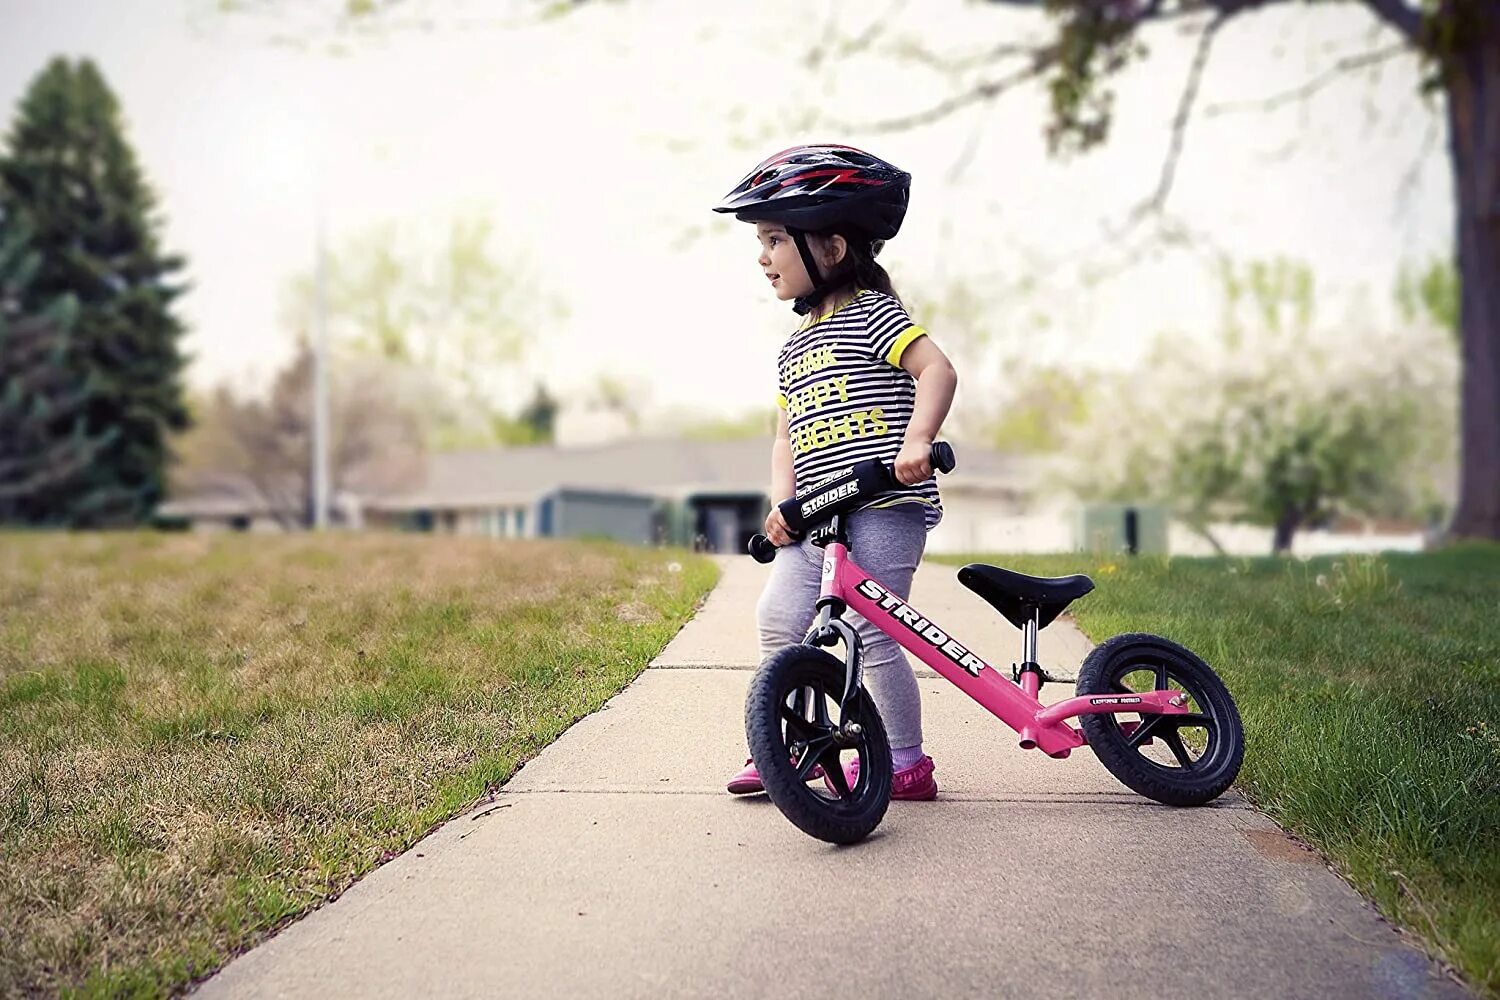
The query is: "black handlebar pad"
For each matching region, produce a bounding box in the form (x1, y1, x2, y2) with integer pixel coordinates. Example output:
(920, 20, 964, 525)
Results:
(747, 442, 955, 563)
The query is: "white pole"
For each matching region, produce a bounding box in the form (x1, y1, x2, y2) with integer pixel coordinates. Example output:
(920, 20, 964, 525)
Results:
(312, 207, 330, 530)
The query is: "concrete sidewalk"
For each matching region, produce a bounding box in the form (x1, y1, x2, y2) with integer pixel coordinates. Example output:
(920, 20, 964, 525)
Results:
(198, 556, 1468, 1000)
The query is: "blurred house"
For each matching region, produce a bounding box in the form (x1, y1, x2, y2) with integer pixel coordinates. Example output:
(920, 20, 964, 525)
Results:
(363, 437, 1042, 553)
(161, 436, 1045, 553)
(157, 438, 1426, 555)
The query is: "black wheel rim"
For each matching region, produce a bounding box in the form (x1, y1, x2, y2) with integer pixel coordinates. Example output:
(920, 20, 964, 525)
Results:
(1105, 653, 1229, 775)
(774, 676, 873, 809)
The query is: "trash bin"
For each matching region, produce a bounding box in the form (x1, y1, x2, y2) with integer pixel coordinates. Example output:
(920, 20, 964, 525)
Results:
(1075, 503, 1167, 555)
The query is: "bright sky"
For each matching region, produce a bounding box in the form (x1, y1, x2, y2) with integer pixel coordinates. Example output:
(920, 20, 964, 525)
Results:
(0, 0, 1450, 428)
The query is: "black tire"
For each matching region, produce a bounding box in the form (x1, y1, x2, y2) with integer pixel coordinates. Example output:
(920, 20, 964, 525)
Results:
(1076, 632, 1244, 806)
(745, 645, 892, 844)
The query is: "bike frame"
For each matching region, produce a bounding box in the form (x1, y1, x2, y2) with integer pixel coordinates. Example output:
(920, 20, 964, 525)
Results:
(814, 539, 1191, 759)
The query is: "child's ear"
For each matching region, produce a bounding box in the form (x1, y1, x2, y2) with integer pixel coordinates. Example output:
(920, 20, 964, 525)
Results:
(828, 234, 847, 267)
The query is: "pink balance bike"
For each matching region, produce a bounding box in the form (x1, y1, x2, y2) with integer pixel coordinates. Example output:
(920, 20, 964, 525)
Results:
(745, 442, 1245, 844)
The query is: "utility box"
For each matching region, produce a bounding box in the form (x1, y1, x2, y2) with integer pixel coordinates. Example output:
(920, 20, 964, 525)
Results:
(1075, 503, 1168, 556)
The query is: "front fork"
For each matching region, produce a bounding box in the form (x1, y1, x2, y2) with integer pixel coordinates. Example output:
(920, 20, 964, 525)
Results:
(802, 598, 865, 736)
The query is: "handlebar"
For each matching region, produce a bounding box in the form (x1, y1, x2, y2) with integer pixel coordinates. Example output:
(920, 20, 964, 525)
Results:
(746, 441, 955, 564)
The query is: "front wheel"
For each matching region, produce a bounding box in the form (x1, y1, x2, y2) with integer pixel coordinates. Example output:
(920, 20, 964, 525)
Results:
(1076, 632, 1244, 806)
(745, 645, 892, 844)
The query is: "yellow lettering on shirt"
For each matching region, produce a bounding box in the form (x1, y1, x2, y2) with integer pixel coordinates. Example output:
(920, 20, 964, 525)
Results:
(784, 373, 852, 419)
(788, 406, 893, 457)
(783, 346, 837, 383)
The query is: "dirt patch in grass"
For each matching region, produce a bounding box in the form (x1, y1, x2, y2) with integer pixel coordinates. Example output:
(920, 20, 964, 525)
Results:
(0, 532, 717, 998)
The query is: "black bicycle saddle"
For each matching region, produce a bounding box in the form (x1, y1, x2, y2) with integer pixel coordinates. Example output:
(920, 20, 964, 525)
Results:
(957, 564, 1096, 630)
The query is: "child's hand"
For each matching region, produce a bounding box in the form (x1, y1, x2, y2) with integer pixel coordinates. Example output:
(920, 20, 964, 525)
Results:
(764, 506, 795, 547)
(894, 438, 933, 485)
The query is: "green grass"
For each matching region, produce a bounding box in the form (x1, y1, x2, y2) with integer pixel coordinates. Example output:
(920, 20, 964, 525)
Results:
(0, 532, 717, 998)
(934, 544, 1500, 997)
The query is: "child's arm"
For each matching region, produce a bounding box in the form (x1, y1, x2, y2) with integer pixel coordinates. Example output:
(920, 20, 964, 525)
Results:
(765, 407, 797, 545)
(770, 406, 795, 503)
(894, 336, 958, 486)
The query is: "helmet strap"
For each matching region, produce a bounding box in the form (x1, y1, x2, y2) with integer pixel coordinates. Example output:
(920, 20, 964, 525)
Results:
(789, 228, 833, 317)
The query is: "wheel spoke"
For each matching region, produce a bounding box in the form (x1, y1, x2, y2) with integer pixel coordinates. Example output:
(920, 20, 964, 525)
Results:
(1172, 712, 1212, 729)
(1126, 713, 1168, 748)
(1163, 729, 1196, 769)
(822, 747, 850, 796)
(1154, 661, 1168, 691)
(795, 736, 835, 780)
(812, 686, 833, 729)
(778, 703, 822, 741)
(1166, 712, 1213, 756)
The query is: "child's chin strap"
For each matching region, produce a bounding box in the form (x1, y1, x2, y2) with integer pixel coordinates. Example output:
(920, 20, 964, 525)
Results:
(788, 227, 834, 317)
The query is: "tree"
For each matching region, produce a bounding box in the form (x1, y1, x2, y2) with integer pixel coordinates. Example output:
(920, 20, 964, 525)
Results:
(516, 382, 558, 443)
(0, 214, 113, 520)
(1396, 255, 1460, 338)
(283, 216, 562, 449)
(881, 0, 1497, 541)
(1062, 258, 1457, 553)
(980, 365, 1093, 454)
(585, 374, 649, 433)
(0, 57, 191, 526)
(171, 341, 426, 529)
(210, 0, 1499, 538)
(668, 407, 778, 442)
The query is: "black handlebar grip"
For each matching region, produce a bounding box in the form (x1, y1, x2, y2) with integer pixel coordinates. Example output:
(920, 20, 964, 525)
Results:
(746, 442, 956, 559)
(747, 533, 777, 563)
(931, 441, 955, 474)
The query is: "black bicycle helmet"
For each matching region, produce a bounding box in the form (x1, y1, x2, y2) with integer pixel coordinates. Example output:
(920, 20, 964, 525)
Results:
(714, 144, 911, 314)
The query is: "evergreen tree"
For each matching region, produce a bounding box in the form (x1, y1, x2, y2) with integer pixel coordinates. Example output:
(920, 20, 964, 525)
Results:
(518, 382, 558, 442)
(0, 57, 190, 526)
(0, 212, 113, 521)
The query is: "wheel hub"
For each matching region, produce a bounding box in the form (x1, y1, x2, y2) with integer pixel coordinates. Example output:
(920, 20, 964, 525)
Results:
(830, 720, 864, 747)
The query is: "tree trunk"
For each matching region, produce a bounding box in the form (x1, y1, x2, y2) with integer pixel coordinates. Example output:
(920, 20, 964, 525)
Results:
(1272, 505, 1301, 555)
(1445, 26, 1500, 541)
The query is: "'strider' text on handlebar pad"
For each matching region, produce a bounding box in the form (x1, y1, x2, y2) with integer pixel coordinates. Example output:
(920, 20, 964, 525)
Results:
(781, 462, 896, 535)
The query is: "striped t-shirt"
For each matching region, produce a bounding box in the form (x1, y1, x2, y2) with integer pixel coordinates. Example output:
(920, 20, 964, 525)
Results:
(776, 289, 942, 530)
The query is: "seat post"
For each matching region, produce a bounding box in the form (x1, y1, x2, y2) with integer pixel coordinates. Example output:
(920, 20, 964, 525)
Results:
(1022, 607, 1039, 666)
(1015, 607, 1044, 697)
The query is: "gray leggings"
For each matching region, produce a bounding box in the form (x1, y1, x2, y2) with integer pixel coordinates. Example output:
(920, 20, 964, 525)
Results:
(755, 503, 928, 748)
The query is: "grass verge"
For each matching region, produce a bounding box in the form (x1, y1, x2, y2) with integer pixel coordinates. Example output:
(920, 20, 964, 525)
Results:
(933, 543, 1499, 997)
(0, 532, 717, 998)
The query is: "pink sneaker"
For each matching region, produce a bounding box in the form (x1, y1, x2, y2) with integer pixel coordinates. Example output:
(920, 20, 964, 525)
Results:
(825, 755, 938, 801)
(892, 755, 939, 800)
(726, 757, 825, 795)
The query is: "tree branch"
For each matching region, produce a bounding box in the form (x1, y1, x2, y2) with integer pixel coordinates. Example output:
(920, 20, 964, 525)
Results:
(1395, 109, 1443, 219)
(1200, 42, 1411, 117)
(1359, 0, 1424, 45)
(1127, 10, 1229, 223)
(884, 38, 1037, 77)
(0, 435, 106, 501)
(946, 101, 993, 183)
(864, 50, 1058, 132)
(862, 1, 1217, 134)
(803, 0, 907, 71)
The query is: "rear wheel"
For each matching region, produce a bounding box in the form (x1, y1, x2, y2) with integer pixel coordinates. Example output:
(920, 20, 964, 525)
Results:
(745, 645, 892, 844)
(1076, 633, 1244, 806)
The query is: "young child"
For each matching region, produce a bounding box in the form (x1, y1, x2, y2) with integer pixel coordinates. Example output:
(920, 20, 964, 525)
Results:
(712, 144, 959, 801)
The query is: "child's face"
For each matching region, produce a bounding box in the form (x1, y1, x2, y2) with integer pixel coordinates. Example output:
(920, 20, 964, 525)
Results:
(755, 222, 812, 303)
